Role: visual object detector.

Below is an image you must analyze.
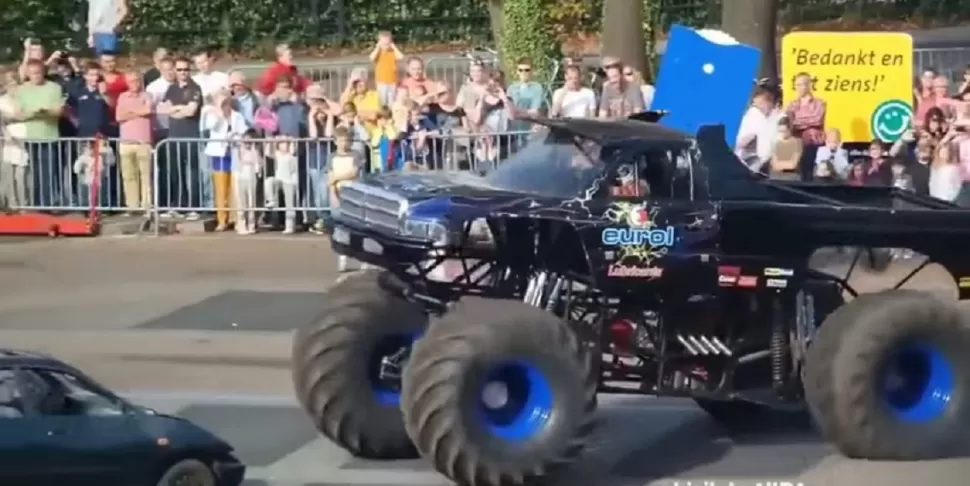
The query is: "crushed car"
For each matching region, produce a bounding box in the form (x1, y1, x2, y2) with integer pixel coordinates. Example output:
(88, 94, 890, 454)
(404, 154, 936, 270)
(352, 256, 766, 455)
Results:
(291, 113, 970, 485)
(0, 349, 244, 486)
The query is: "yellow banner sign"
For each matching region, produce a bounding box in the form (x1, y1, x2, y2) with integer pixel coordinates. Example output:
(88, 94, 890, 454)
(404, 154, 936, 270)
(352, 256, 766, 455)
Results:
(781, 32, 914, 142)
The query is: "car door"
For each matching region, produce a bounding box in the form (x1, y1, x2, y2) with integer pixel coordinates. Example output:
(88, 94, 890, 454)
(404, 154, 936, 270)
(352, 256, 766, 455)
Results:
(0, 367, 65, 486)
(23, 368, 156, 486)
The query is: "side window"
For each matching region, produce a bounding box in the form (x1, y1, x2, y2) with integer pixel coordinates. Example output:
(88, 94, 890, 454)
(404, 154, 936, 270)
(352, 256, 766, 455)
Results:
(0, 368, 25, 418)
(26, 370, 125, 417)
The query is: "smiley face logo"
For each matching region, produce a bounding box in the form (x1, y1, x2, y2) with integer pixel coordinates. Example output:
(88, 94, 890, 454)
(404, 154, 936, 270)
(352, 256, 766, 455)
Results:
(871, 100, 913, 142)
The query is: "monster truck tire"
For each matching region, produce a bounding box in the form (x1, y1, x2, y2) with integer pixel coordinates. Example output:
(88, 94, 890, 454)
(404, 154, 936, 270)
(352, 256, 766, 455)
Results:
(291, 271, 426, 460)
(402, 297, 597, 486)
(805, 290, 970, 460)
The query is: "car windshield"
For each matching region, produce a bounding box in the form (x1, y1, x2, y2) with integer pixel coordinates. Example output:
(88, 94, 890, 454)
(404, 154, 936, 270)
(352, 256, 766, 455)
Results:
(484, 130, 604, 198)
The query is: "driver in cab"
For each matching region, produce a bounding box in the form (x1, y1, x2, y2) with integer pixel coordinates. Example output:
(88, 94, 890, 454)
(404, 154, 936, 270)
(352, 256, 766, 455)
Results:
(611, 163, 649, 197)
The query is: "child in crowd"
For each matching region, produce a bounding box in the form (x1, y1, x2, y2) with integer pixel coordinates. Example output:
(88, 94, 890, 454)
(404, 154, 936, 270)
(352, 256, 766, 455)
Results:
(930, 142, 962, 202)
(847, 162, 866, 186)
(769, 118, 802, 179)
(813, 159, 839, 183)
(398, 103, 439, 167)
(814, 127, 849, 179)
(864, 139, 893, 186)
(265, 135, 299, 234)
(73, 140, 116, 210)
(234, 129, 263, 235)
(328, 126, 367, 271)
(367, 107, 400, 173)
(391, 88, 412, 129)
(891, 159, 913, 191)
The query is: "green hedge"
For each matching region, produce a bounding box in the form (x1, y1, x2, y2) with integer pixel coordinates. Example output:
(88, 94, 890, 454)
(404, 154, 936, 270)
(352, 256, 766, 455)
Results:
(1, 0, 967, 62)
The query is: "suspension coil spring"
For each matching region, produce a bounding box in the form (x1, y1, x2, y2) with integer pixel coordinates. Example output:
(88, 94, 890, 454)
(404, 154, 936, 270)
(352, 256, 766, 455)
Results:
(770, 298, 788, 391)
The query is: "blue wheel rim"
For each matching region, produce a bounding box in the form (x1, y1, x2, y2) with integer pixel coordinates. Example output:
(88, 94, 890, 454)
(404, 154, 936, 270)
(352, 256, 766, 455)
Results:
(477, 361, 554, 442)
(370, 332, 420, 406)
(881, 342, 954, 423)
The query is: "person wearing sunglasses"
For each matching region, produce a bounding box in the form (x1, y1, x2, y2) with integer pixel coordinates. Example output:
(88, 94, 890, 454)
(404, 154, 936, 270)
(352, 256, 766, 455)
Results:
(622, 67, 654, 111)
(506, 57, 544, 133)
(598, 59, 644, 120)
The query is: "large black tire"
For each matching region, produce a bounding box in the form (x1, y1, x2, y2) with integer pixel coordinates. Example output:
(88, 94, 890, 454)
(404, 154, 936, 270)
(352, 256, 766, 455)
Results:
(157, 459, 215, 486)
(291, 271, 427, 459)
(401, 297, 597, 486)
(804, 291, 923, 443)
(805, 290, 970, 460)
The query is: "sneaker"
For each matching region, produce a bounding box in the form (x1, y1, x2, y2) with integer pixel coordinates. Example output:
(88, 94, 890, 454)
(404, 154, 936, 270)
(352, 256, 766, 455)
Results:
(309, 220, 325, 235)
(215, 223, 228, 232)
(236, 226, 248, 235)
(186, 212, 201, 221)
(282, 224, 295, 235)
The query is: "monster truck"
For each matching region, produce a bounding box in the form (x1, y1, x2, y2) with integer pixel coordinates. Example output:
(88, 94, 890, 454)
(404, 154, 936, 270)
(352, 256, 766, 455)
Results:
(291, 113, 970, 485)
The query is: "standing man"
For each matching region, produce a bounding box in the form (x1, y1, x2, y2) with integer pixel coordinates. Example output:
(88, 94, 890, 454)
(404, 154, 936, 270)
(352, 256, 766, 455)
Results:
(598, 59, 644, 120)
(191, 49, 230, 212)
(143, 48, 169, 86)
(785, 72, 826, 180)
(116, 72, 153, 216)
(15, 60, 64, 208)
(506, 57, 545, 135)
(158, 57, 203, 219)
(88, 0, 128, 55)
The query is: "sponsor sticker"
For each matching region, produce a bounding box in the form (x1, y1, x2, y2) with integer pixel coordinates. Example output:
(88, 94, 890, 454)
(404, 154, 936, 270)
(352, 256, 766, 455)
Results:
(737, 276, 758, 288)
(766, 278, 788, 288)
(718, 275, 737, 287)
(959, 277, 970, 288)
(718, 265, 742, 276)
(608, 265, 663, 278)
(764, 267, 794, 277)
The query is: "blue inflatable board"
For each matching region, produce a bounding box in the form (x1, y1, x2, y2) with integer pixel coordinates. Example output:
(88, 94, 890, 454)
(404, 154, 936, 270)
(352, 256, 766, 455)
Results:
(652, 25, 761, 146)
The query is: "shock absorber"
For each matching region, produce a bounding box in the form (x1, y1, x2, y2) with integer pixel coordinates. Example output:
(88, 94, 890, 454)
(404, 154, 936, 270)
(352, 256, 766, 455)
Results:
(769, 296, 789, 391)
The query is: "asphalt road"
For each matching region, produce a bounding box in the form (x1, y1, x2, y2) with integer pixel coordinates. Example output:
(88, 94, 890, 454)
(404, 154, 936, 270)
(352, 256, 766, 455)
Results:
(0, 237, 965, 486)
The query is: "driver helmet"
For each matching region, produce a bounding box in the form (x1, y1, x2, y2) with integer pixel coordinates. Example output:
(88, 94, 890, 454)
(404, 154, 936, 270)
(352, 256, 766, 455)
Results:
(617, 164, 636, 184)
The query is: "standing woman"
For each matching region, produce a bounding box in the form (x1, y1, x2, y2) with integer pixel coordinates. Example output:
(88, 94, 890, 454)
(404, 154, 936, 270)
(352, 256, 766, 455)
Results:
(786, 72, 826, 180)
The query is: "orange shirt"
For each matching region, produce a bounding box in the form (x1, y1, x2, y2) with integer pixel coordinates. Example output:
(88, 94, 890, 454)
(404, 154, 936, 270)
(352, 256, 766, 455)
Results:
(374, 49, 398, 85)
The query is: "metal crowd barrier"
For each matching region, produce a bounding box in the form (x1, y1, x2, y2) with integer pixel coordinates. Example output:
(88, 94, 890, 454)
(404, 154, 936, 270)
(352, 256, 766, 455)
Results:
(0, 131, 531, 235)
(233, 54, 561, 104)
(913, 46, 970, 82)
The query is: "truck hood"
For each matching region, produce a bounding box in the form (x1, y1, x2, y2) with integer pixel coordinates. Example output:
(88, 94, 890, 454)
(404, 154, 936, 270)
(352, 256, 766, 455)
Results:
(352, 171, 585, 222)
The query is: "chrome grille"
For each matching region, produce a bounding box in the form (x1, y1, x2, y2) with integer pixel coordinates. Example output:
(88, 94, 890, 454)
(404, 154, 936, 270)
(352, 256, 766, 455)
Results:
(337, 182, 406, 232)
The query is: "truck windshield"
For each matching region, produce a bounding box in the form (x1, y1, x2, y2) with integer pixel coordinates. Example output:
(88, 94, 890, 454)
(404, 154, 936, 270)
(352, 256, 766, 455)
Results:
(484, 131, 604, 198)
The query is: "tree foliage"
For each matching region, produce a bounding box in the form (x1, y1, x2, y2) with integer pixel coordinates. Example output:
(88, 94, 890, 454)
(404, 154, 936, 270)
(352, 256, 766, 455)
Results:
(498, 0, 561, 82)
(1, 0, 967, 63)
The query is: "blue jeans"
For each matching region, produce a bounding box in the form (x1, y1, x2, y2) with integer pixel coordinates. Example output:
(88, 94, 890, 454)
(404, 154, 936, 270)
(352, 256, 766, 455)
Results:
(307, 168, 329, 222)
(92, 32, 118, 55)
(27, 142, 63, 208)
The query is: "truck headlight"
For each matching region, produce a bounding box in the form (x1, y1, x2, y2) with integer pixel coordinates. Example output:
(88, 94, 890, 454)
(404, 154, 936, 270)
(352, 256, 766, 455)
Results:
(401, 218, 453, 246)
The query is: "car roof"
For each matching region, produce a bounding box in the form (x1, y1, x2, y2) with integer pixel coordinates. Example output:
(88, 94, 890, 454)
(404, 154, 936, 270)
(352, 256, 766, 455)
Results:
(0, 348, 81, 372)
(523, 115, 695, 149)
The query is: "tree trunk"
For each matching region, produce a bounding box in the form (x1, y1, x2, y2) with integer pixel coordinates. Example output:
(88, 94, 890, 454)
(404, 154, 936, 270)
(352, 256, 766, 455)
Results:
(601, 0, 647, 74)
(720, 0, 778, 80)
(487, 0, 504, 46)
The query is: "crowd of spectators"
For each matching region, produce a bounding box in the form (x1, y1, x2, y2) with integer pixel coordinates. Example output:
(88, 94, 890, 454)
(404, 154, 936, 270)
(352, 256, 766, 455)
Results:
(735, 68, 970, 206)
(0, 34, 657, 235)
